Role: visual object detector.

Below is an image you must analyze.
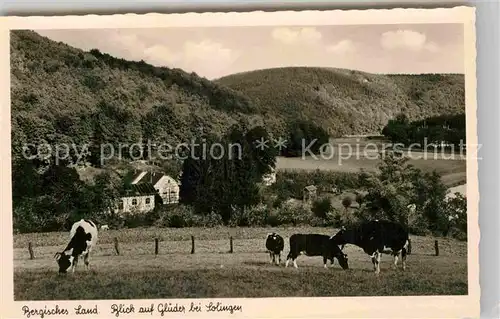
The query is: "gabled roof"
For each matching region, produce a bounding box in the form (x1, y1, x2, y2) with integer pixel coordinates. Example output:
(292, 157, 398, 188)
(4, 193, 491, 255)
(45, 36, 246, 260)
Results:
(130, 171, 164, 186)
(304, 185, 317, 191)
(121, 183, 157, 197)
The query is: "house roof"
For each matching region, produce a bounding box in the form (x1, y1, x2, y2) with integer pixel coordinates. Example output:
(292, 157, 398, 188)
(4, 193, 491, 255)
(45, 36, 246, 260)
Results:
(131, 171, 164, 186)
(304, 185, 317, 192)
(121, 183, 157, 197)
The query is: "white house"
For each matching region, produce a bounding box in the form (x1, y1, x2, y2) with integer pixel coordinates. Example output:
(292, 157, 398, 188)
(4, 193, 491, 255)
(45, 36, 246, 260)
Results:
(261, 167, 277, 186)
(130, 171, 180, 204)
(115, 183, 156, 214)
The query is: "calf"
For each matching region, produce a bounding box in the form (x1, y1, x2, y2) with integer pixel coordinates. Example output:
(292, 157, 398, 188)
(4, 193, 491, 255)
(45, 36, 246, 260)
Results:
(285, 234, 349, 270)
(330, 220, 409, 274)
(265, 233, 284, 265)
(54, 219, 98, 274)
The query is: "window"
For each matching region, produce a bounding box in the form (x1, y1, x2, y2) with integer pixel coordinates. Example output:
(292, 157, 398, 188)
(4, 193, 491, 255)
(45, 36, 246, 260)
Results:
(132, 198, 138, 206)
(146, 198, 151, 204)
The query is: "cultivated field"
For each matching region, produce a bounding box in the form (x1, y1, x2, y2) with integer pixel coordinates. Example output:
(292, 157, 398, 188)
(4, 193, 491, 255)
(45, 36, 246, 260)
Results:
(275, 137, 467, 187)
(13, 226, 468, 300)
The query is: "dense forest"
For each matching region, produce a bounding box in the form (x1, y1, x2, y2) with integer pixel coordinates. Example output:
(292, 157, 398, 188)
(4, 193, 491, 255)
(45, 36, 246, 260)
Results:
(10, 30, 261, 168)
(217, 67, 465, 137)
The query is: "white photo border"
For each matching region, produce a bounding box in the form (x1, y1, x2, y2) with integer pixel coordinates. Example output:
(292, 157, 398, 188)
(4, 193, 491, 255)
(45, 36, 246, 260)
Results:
(0, 6, 479, 319)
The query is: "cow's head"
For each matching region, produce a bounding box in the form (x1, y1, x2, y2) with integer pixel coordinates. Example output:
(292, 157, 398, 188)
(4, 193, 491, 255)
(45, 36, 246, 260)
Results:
(54, 250, 73, 273)
(327, 239, 349, 270)
(267, 233, 277, 240)
(336, 251, 349, 270)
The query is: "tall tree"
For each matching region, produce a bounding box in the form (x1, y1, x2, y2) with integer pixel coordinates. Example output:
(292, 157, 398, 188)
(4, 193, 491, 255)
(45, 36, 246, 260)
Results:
(179, 124, 277, 224)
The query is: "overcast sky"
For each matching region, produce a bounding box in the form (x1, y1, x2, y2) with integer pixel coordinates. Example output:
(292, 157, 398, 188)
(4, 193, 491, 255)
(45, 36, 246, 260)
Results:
(35, 24, 464, 80)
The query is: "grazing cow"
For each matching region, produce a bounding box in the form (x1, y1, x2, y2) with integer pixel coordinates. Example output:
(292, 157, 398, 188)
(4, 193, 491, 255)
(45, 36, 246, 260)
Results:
(54, 219, 98, 274)
(330, 220, 409, 274)
(265, 233, 284, 265)
(285, 234, 349, 270)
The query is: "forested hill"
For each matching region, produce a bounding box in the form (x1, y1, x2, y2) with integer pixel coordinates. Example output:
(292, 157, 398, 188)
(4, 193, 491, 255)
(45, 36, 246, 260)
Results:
(10, 30, 466, 168)
(216, 67, 466, 136)
(10, 30, 261, 166)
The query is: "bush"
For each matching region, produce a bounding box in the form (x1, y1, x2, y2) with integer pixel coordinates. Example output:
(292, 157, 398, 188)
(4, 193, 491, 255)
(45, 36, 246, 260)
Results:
(13, 199, 44, 233)
(264, 209, 281, 227)
(311, 197, 332, 219)
(341, 196, 353, 211)
(168, 214, 189, 228)
(229, 204, 269, 227)
(122, 212, 150, 228)
(153, 205, 225, 228)
(408, 215, 431, 236)
(332, 207, 358, 228)
(275, 201, 312, 226)
(192, 212, 224, 228)
(103, 214, 125, 230)
(445, 193, 467, 240)
(155, 205, 196, 228)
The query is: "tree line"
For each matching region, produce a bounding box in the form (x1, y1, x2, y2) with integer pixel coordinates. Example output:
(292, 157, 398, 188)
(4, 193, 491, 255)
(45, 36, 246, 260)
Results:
(12, 146, 467, 241)
(382, 113, 466, 150)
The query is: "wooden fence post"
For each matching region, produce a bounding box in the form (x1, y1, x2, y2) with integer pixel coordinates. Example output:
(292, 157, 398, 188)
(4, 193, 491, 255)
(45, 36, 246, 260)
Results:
(407, 239, 412, 255)
(155, 238, 159, 256)
(191, 236, 195, 254)
(229, 237, 233, 253)
(114, 237, 120, 256)
(434, 240, 439, 256)
(28, 242, 34, 260)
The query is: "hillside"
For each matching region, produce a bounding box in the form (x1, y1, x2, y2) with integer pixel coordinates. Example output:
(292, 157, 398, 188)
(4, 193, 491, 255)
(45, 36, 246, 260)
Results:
(10, 30, 261, 167)
(10, 30, 466, 169)
(216, 67, 465, 136)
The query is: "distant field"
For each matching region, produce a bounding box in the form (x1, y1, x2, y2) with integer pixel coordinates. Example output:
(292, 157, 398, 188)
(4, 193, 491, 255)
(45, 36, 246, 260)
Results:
(13, 226, 468, 300)
(275, 137, 467, 187)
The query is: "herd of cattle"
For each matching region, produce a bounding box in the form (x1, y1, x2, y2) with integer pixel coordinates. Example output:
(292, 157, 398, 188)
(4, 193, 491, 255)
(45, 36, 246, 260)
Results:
(53, 219, 410, 275)
(266, 219, 410, 274)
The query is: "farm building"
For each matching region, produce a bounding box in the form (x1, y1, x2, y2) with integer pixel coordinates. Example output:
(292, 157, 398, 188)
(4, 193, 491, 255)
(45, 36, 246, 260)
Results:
(115, 183, 157, 214)
(130, 170, 180, 204)
(303, 185, 317, 203)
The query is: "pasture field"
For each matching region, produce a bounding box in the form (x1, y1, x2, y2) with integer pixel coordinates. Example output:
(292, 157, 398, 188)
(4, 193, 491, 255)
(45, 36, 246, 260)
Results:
(275, 137, 467, 187)
(13, 226, 468, 300)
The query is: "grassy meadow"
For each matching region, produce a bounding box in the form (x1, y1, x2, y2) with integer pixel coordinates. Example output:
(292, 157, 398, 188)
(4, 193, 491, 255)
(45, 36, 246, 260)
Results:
(275, 137, 467, 188)
(14, 226, 468, 300)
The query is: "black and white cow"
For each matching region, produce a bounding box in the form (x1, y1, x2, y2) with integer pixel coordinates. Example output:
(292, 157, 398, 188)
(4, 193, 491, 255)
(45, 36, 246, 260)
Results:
(54, 219, 98, 274)
(285, 234, 349, 270)
(330, 220, 409, 274)
(265, 233, 284, 265)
